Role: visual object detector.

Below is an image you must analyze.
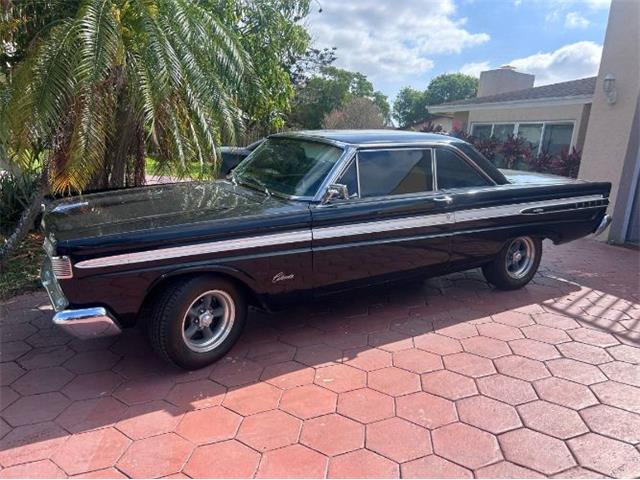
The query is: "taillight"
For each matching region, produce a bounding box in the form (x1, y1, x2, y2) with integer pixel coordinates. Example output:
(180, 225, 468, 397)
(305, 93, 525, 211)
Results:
(51, 256, 73, 279)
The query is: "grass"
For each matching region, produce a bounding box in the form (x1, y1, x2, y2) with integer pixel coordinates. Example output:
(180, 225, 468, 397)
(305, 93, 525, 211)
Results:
(0, 232, 44, 301)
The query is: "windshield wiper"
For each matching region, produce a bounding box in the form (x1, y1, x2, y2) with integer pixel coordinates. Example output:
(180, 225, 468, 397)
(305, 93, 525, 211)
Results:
(234, 173, 271, 197)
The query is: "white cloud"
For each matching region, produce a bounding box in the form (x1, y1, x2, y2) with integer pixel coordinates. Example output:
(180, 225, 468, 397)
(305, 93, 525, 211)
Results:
(460, 61, 491, 77)
(508, 41, 602, 85)
(565, 11, 591, 28)
(306, 0, 489, 82)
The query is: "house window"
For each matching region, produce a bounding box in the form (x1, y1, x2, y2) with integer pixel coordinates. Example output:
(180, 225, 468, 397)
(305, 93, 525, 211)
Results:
(541, 123, 574, 155)
(469, 121, 574, 155)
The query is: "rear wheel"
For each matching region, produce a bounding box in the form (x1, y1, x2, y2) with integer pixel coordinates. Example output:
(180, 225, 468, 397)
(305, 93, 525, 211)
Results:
(147, 276, 247, 369)
(482, 236, 542, 290)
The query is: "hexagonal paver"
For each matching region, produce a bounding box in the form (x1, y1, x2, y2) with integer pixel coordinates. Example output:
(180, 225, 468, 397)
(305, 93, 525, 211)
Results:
(368, 367, 421, 397)
(607, 344, 640, 364)
(114, 400, 183, 440)
(61, 371, 123, 401)
(112, 375, 174, 405)
(0, 460, 66, 478)
(1, 392, 70, 426)
(280, 384, 337, 419)
(184, 439, 260, 478)
(237, 409, 301, 452)
(392, 349, 442, 374)
(11, 366, 74, 395)
(261, 361, 315, 389)
(175, 406, 241, 444)
(509, 338, 561, 361)
(558, 342, 613, 365)
(568, 328, 619, 347)
(68, 467, 127, 478)
(522, 324, 570, 344)
(477, 374, 537, 405)
(414, 333, 462, 355)
(436, 323, 478, 339)
(337, 388, 394, 424)
(55, 396, 127, 433)
(517, 400, 588, 439)
(457, 395, 521, 434)
(533, 377, 598, 410)
(294, 344, 342, 368)
(494, 355, 550, 381)
(209, 358, 264, 387)
(117, 433, 193, 478)
(369, 330, 414, 352)
(63, 350, 121, 374)
(476, 461, 545, 478)
(163, 379, 225, 410)
(17, 346, 74, 369)
(0, 387, 18, 410)
(51, 428, 130, 476)
(477, 322, 523, 341)
(0, 341, 32, 363)
(314, 364, 366, 393)
(401, 455, 472, 478)
(591, 380, 640, 413)
(533, 312, 581, 330)
(0, 362, 25, 386)
(443, 352, 496, 378)
(599, 361, 640, 387)
(461, 336, 511, 359)
(569, 433, 640, 477)
(396, 391, 457, 429)
(421, 370, 477, 400)
(343, 347, 392, 371)
(223, 382, 282, 416)
(366, 417, 431, 462)
(432, 423, 501, 469)
(492, 311, 534, 327)
(301, 413, 364, 456)
(581, 404, 640, 444)
(0, 422, 69, 467)
(246, 340, 296, 365)
(547, 358, 606, 385)
(500, 428, 576, 475)
(256, 444, 328, 478)
(328, 449, 398, 478)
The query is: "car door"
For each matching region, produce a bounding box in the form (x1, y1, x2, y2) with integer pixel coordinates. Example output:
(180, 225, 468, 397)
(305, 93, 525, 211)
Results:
(310, 147, 453, 293)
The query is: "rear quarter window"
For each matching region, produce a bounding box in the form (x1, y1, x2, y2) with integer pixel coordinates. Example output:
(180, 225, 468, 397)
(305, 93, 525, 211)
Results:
(436, 148, 491, 190)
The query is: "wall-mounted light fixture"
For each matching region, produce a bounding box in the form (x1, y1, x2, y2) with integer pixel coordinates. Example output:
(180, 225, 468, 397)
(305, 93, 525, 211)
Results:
(603, 74, 617, 104)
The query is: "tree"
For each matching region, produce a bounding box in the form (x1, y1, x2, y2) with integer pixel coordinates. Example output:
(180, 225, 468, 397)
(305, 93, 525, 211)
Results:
(425, 73, 478, 105)
(392, 87, 429, 128)
(322, 97, 385, 129)
(289, 66, 390, 129)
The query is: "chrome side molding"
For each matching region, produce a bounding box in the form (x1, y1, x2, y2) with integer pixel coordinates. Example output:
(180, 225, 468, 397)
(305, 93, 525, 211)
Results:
(53, 307, 122, 339)
(593, 214, 612, 236)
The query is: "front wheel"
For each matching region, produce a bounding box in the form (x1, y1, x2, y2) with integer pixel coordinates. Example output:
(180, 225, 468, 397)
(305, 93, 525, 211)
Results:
(147, 276, 247, 369)
(482, 236, 542, 290)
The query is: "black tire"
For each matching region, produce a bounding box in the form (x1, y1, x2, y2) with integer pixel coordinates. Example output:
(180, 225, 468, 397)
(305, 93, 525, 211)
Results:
(482, 236, 542, 290)
(147, 275, 247, 370)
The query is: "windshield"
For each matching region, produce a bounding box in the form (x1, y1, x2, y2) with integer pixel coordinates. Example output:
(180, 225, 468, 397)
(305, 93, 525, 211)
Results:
(232, 137, 344, 197)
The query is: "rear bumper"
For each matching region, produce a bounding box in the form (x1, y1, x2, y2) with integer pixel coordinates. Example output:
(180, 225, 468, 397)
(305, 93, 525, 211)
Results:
(594, 214, 612, 236)
(53, 307, 122, 339)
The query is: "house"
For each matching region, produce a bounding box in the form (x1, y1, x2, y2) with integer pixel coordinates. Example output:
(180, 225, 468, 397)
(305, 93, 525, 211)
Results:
(429, 0, 639, 245)
(428, 67, 594, 156)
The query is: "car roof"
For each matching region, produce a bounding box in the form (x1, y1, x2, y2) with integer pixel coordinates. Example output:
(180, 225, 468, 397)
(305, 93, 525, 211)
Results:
(270, 129, 461, 147)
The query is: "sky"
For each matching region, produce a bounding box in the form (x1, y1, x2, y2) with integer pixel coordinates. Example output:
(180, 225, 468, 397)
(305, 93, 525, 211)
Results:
(305, 0, 611, 101)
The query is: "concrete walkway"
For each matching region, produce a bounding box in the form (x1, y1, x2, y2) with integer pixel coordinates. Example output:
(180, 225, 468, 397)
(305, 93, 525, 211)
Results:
(0, 238, 638, 478)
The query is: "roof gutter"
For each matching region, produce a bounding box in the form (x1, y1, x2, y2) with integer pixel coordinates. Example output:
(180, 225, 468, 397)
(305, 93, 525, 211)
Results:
(427, 94, 593, 114)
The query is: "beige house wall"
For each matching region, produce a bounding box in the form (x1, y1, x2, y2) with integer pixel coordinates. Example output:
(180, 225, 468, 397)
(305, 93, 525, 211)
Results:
(467, 103, 591, 150)
(578, 0, 640, 243)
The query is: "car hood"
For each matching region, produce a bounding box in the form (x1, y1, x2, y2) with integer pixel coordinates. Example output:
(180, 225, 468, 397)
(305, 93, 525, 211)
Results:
(44, 180, 309, 256)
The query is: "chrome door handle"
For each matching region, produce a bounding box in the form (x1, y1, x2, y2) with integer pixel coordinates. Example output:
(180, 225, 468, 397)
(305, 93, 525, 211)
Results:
(433, 195, 453, 205)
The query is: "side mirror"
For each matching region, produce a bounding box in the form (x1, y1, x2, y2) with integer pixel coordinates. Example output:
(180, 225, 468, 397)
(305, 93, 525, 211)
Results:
(322, 183, 349, 204)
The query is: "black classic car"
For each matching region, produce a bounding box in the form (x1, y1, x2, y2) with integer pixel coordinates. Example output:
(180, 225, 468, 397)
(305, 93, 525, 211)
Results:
(41, 130, 611, 369)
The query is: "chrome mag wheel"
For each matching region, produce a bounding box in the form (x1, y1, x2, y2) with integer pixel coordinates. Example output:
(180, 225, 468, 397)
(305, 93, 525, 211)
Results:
(181, 290, 235, 353)
(505, 236, 536, 279)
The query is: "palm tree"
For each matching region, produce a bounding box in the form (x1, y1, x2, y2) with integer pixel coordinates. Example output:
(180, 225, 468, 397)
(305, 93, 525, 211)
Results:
(0, 0, 254, 260)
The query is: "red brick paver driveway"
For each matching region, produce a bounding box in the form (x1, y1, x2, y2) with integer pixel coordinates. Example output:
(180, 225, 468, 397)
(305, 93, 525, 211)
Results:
(1, 239, 639, 478)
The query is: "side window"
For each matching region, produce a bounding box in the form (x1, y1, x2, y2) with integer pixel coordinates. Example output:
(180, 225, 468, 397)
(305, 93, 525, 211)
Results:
(358, 149, 433, 198)
(337, 160, 359, 198)
(436, 148, 490, 189)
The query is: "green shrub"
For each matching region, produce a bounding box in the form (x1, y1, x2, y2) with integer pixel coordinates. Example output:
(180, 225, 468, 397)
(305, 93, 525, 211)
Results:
(0, 168, 40, 236)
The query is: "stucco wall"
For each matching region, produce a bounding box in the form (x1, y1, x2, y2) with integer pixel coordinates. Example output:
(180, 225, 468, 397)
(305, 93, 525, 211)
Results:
(467, 103, 590, 150)
(578, 0, 640, 243)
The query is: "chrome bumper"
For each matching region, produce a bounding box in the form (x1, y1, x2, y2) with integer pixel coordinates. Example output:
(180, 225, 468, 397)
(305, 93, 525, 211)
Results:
(594, 214, 612, 236)
(53, 307, 122, 339)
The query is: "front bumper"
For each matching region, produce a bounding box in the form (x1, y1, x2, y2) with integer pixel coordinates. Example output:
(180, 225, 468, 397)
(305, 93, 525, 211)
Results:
(42, 257, 122, 339)
(53, 307, 122, 339)
(594, 214, 612, 236)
